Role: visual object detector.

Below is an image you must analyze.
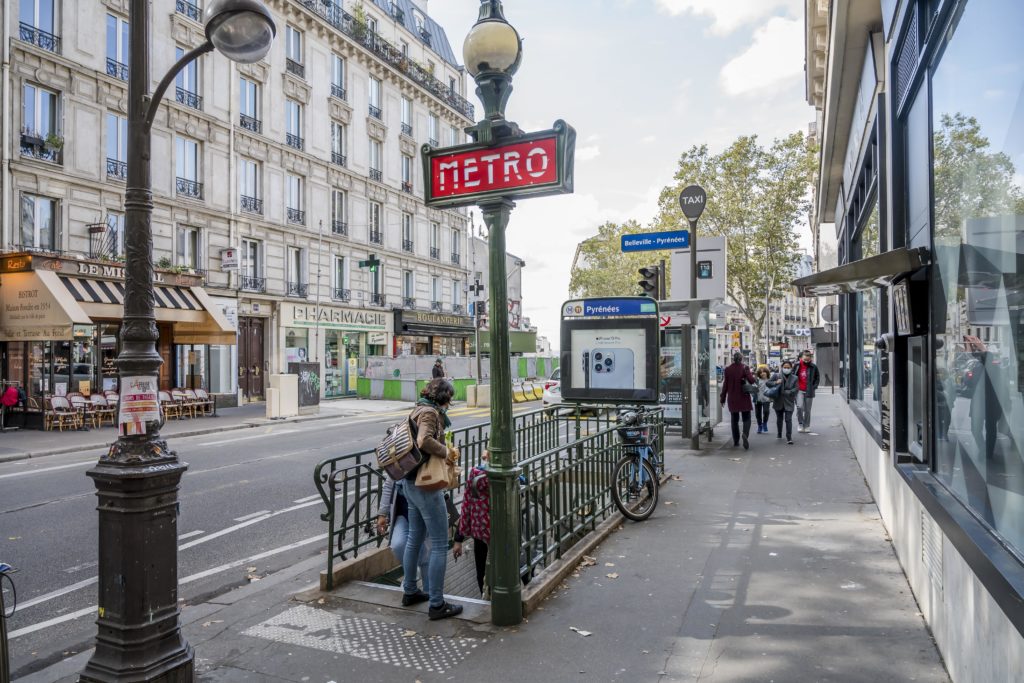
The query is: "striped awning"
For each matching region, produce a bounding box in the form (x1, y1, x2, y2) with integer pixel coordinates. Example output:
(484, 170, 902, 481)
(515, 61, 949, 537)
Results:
(59, 276, 202, 311)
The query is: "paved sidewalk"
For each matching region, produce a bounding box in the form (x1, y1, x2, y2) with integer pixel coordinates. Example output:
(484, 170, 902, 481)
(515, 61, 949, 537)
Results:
(0, 398, 416, 463)
(21, 395, 950, 682)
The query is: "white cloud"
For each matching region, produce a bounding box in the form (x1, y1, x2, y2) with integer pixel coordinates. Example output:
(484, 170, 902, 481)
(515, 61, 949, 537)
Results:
(641, 135, 657, 144)
(655, 0, 801, 35)
(576, 145, 601, 162)
(720, 17, 804, 96)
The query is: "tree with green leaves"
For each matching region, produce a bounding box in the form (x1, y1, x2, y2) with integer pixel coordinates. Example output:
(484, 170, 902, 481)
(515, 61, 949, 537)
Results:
(568, 220, 672, 297)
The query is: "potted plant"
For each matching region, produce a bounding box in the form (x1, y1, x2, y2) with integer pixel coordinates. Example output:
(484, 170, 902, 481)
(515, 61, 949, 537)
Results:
(157, 256, 173, 269)
(44, 132, 64, 151)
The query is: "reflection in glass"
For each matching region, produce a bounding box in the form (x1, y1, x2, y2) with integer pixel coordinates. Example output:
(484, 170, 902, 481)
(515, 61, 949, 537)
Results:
(930, 0, 1024, 556)
(856, 204, 882, 418)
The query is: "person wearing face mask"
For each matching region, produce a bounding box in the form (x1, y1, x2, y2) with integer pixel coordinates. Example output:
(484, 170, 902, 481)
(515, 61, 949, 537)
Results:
(769, 360, 800, 444)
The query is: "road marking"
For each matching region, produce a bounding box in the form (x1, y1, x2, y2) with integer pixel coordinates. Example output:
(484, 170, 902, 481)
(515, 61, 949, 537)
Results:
(0, 459, 95, 480)
(233, 510, 271, 522)
(197, 429, 297, 447)
(177, 530, 205, 540)
(8, 606, 97, 639)
(18, 577, 98, 610)
(293, 494, 321, 504)
(178, 498, 322, 550)
(63, 561, 98, 574)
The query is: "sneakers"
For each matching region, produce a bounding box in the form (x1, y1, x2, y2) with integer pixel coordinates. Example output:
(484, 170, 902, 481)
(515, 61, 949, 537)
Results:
(799, 427, 810, 433)
(787, 439, 794, 445)
(428, 601, 464, 621)
(402, 590, 430, 606)
(742, 435, 749, 450)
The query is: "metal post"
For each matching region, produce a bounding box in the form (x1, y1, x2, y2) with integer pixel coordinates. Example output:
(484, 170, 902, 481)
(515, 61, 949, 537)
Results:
(659, 258, 666, 301)
(481, 198, 522, 626)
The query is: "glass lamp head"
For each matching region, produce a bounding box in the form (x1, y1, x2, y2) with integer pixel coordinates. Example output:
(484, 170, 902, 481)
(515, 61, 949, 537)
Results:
(463, 2, 521, 77)
(205, 0, 277, 64)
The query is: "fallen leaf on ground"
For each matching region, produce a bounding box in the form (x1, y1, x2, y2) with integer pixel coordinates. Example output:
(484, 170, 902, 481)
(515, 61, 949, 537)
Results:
(670, 475, 683, 481)
(8, 537, 20, 541)
(606, 572, 619, 579)
(402, 630, 417, 637)
(729, 458, 742, 462)
(201, 620, 224, 627)
(604, 562, 615, 567)
(664, 501, 674, 505)
(570, 627, 592, 637)
(317, 598, 326, 604)
(581, 556, 597, 566)
(246, 566, 257, 572)
(246, 574, 261, 581)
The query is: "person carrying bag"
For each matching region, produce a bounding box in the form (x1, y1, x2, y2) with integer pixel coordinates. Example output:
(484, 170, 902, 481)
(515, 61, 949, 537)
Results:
(400, 378, 463, 620)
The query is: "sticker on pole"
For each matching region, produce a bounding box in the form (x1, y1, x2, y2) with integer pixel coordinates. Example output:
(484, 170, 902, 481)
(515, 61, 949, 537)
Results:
(118, 376, 161, 436)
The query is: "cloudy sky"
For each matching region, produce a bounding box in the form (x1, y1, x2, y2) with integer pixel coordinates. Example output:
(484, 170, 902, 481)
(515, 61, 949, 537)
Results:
(426, 0, 814, 348)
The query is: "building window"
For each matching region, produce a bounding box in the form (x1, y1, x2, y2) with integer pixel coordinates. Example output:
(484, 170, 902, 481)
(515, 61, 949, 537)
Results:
(105, 14, 129, 80)
(177, 226, 202, 270)
(369, 139, 382, 181)
(103, 213, 125, 258)
(285, 25, 304, 77)
(402, 212, 413, 251)
(241, 238, 262, 291)
(105, 113, 127, 180)
(368, 201, 382, 244)
(401, 155, 413, 193)
(400, 39, 409, 57)
(175, 46, 202, 110)
(368, 77, 382, 119)
(430, 222, 440, 260)
(401, 97, 413, 136)
(451, 228, 461, 264)
(287, 247, 305, 296)
(176, 0, 202, 22)
(331, 190, 347, 236)
(428, 113, 439, 146)
(239, 77, 261, 133)
(448, 124, 458, 146)
(331, 54, 346, 100)
(929, 0, 1024, 558)
(403, 270, 414, 305)
(331, 121, 346, 166)
(453, 279, 462, 309)
(19, 0, 60, 53)
(287, 175, 304, 224)
(333, 255, 349, 300)
(19, 194, 58, 251)
(285, 99, 303, 150)
(21, 83, 61, 163)
(852, 202, 881, 420)
(431, 276, 440, 309)
(239, 158, 262, 213)
(175, 136, 202, 199)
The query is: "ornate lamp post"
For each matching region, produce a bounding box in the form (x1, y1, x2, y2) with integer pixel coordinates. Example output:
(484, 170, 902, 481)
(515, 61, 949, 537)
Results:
(81, 2, 275, 680)
(463, 0, 524, 627)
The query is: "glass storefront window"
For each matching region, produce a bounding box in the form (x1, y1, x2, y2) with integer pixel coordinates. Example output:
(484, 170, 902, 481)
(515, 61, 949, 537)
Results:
(930, 0, 1024, 556)
(397, 335, 430, 356)
(209, 344, 236, 394)
(854, 203, 882, 419)
(100, 324, 119, 391)
(174, 344, 209, 390)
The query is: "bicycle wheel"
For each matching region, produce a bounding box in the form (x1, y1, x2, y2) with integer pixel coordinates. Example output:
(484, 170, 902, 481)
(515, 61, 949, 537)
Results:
(610, 454, 659, 521)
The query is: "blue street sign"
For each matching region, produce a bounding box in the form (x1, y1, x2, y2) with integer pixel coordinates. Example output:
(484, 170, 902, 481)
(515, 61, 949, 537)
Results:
(562, 297, 658, 318)
(620, 230, 689, 252)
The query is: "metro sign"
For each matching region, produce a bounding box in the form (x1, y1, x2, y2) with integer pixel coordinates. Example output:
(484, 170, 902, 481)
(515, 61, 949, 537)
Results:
(423, 120, 576, 209)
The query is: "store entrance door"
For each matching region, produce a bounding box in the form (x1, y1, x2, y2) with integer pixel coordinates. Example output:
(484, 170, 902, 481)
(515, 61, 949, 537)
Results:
(239, 317, 265, 400)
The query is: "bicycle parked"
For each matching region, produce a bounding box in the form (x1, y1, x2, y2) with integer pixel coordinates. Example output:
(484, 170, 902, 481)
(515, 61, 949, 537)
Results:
(610, 406, 661, 521)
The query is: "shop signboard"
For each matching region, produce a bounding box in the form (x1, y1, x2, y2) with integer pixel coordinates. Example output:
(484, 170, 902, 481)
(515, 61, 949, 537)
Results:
(282, 303, 389, 332)
(220, 247, 239, 271)
(368, 331, 388, 345)
(0, 271, 89, 341)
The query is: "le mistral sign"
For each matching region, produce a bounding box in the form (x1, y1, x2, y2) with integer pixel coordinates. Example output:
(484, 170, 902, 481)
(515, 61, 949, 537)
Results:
(422, 120, 576, 209)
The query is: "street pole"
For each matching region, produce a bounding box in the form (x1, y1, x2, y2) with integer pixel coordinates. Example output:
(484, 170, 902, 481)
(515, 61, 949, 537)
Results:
(659, 258, 666, 300)
(679, 185, 706, 451)
(81, 3, 275, 680)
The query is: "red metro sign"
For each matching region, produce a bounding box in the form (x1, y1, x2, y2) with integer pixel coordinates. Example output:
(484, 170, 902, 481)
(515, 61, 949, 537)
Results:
(423, 120, 575, 209)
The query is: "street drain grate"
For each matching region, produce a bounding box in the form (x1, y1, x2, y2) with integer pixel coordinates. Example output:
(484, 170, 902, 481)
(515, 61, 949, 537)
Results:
(242, 605, 480, 673)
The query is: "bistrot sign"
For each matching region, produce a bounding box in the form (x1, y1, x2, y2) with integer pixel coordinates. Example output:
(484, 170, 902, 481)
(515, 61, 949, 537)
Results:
(423, 120, 576, 209)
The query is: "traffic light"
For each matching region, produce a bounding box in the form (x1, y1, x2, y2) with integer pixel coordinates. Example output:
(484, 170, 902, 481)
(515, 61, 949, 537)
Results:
(638, 265, 661, 298)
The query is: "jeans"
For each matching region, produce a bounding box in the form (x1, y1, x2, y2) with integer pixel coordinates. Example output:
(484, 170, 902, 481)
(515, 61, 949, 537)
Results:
(754, 402, 771, 429)
(402, 483, 449, 608)
(390, 511, 431, 594)
(797, 393, 814, 429)
(730, 410, 751, 445)
(776, 409, 793, 440)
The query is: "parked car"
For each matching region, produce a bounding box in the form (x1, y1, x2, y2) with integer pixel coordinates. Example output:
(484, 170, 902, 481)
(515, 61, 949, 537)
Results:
(542, 367, 561, 406)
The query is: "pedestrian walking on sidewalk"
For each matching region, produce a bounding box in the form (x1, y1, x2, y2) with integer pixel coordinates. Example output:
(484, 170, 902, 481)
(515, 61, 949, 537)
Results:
(770, 360, 799, 444)
(721, 351, 756, 449)
(376, 479, 430, 593)
(754, 367, 773, 434)
(796, 350, 820, 433)
(401, 378, 463, 620)
(432, 358, 446, 379)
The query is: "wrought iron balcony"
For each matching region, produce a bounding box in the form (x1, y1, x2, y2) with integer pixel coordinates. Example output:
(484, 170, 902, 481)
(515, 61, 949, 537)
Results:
(333, 288, 351, 301)
(239, 114, 262, 134)
(401, 181, 413, 194)
(431, 301, 443, 312)
(369, 231, 383, 245)
(331, 84, 346, 100)
(370, 293, 386, 306)
(331, 152, 347, 167)
(429, 247, 440, 260)
(176, 177, 203, 200)
(368, 104, 382, 119)
(175, 87, 202, 111)
(331, 220, 348, 236)
(401, 122, 413, 136)
(240, 195, 263, 214)
(453, 304, 464, 314)
(450, 252, 460, 265)
(106, 58, 128, 81)
(403, 296, 416, 308)
(20, 133, 62, 163)
(240, 275, 266, 292)
(285, 133, 304, 151)
(19, 23, 60, 53)
(106, 158, 127, 180)
(369, 168, 382, 182)
(176, 0, 202, 22)
(287, 208, 305, 225)
(287, 282, 309, 297)
(286, 58, 305, 78)
(402, 239, 414, 252)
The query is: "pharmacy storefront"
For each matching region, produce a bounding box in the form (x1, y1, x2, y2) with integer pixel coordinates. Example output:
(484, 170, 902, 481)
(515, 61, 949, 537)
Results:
(279, 303, 391, 398)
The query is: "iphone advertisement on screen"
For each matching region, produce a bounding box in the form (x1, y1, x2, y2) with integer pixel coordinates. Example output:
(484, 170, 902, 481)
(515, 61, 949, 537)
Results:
(571, 329, 647, 391)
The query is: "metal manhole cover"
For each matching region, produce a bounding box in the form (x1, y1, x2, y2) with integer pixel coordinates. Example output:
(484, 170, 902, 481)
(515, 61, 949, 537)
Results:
(242, 605, 480, 673)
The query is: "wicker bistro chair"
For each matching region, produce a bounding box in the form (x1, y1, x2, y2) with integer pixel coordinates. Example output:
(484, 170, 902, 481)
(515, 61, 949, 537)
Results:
(68, 393, 98, 429)
(185, 389, 213, 416)
(195, 388, 216, 416)
(171, 389, 196, 418)
(90, 394, 117, 427)
(103, 390, 119, 407)
(158, 390, 183, 420)
(47, 396, 82, 431)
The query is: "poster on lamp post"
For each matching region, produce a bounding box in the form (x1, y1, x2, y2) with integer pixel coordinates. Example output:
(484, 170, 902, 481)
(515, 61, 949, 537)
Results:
(118, 375, 161, 436)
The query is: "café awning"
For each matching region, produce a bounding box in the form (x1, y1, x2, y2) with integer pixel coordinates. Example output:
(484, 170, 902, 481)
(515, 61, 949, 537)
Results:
(792, 247, 929, 297)
(0, 270, 92, 341)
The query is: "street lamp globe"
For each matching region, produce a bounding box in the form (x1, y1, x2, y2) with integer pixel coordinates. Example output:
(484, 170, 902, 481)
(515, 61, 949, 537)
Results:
(204, 0, 276, 64)
(463, 1, 521, 77)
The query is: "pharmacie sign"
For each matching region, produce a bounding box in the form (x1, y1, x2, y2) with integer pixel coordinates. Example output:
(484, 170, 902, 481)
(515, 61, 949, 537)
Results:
(423, 120, 576, 208)
(283, 304, 389, 331)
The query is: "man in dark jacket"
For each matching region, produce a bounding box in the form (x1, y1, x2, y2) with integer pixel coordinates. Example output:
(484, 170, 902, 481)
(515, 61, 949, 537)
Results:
(721, 351, 756, 449)
(432, 358, 445, 379)
(796, 349, 821, 433)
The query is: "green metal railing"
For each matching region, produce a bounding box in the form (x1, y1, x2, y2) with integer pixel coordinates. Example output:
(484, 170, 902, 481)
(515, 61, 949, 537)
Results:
(313, 405, 650, 590)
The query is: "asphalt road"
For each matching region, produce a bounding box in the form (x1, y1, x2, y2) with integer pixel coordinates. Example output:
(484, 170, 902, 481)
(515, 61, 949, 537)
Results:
(0, 401, 554, 679)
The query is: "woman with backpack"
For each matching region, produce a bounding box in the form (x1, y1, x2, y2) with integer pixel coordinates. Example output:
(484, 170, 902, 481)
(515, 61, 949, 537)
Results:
(769, 359, 800, 444)
(754, 367, 773, 434)
(401, 378, 463, 620)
